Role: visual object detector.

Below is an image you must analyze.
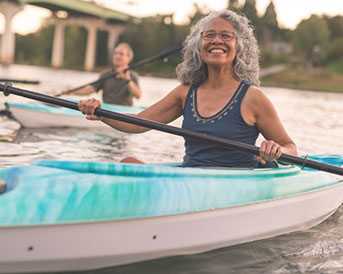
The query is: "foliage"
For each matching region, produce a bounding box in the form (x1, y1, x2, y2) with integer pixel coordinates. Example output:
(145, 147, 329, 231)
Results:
(325, 15, 343, 40)
(327, 59, 343, 75)
(15, 25, 54, 66)
(241, 0, 262, 38)
(63, 26, 87, 69)
(118, 14, 191, 76)
(96, 30, 110, 67)
(262, 64, 343, 92)
(260, 47, 290, 67)
(227, 0, 240, 12)
(262, 1, 278, 28)
(12, 0, 343, 80)
(326, 38, 343, 63)
(292, 15, 331, 66)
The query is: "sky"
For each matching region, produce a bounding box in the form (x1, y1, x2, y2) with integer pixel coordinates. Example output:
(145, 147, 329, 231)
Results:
(1, 0, 342, 35)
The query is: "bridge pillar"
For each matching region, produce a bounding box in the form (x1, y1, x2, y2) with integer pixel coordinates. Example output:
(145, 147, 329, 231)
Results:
(84, 24, 97, 71)
(0, 1, 24, 64)
(106, 25, 124, 60)
(51, 20, 65, 68)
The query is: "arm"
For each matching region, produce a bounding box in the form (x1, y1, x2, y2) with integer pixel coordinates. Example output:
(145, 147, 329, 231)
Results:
(72, 85, 96, 96)
(60, 85, 96, 96)
(126, 79, 141, 99)
(116, 68, 141, 99)
(243, 87, 298, 164)
(78, 85, 187, 133)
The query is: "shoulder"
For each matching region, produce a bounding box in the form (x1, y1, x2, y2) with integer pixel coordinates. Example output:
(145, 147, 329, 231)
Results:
(159, 84, 190, 106)
(172, 84, 190, 93)
(130, 70, 140, 79)
(244, 85, 278, 117)
(244, 85, 271, 105)
(99, 69, 114, 78)
(170, 84, 190, 99)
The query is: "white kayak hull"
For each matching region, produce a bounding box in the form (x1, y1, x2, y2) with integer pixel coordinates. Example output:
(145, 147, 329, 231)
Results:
(6, 102, 145, 129)
(1, 183, 342, 273)
(9, 105, 109, 129)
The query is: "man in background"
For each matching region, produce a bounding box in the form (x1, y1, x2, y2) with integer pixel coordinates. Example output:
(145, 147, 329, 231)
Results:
(61, 42, 141, 106)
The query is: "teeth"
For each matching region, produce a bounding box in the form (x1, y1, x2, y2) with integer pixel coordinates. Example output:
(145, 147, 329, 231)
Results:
(210, 49, 224, 53)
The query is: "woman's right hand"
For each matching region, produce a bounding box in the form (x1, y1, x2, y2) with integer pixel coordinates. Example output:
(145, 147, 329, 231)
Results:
(78, 98, 102, 120)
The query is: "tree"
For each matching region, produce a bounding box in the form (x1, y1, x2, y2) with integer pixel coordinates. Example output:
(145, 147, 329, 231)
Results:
(324, 15, 343, 40)
(241, 0, 261, 38)
(227, 0, 240, 12)
(262, 1, 278, 28)
(327, 38, 343, 63)
(188, 3, 210, 27)
(292, 15, 330, 66)
(15, 25, 54, 66)
(119, 15, 187, 76)
(260, 0, 279, 45)
(64, 26, 87, 69)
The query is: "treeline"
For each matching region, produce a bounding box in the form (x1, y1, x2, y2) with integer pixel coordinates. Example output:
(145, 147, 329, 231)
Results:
(14, 0, 343, 76)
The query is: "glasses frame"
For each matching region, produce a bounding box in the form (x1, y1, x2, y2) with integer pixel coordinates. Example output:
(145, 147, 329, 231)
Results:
(200, 31, 236, 42)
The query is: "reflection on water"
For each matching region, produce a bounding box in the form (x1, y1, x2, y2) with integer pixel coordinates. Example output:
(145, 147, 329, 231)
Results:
(266, 87, 343, 155)
(1, 64, 343, 273)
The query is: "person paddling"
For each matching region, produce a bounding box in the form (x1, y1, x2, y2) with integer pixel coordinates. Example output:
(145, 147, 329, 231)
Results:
(62, 43, 141, 106)
(78, 10, 298, 167)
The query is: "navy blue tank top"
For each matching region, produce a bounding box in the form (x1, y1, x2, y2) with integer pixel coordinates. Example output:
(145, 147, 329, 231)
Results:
(181, 80, 259, 168)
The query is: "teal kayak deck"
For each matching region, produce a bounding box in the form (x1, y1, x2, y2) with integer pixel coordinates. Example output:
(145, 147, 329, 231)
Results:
(6, 101, 145, 116)
(0, 159, 341, 227)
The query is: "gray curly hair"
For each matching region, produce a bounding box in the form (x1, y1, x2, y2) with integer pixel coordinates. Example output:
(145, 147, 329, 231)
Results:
(176, 10, 260, 86)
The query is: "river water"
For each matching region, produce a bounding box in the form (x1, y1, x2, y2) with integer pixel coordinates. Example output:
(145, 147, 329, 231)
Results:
(1, 64, 343, 273)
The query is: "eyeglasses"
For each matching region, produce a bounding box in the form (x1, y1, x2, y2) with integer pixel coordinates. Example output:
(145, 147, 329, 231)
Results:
(201, 31, 236, 42)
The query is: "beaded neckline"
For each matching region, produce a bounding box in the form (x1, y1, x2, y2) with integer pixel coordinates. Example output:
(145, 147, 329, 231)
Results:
(190, 81, 244, 124)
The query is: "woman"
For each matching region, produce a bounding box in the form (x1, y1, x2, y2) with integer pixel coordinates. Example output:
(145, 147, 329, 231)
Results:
(78, 10, 297, 167)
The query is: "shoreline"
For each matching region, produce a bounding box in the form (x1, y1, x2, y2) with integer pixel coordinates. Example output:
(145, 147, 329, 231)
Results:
(260, 82, 343, 93)
(260, 65, 343, 93)
(1, 63, 342, 94)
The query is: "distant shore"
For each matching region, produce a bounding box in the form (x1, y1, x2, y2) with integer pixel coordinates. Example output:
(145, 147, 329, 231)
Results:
(261, 65, 343, 93)
(140, 64, 343, 93)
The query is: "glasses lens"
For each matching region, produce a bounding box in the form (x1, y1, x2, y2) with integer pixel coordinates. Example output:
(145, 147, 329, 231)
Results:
(220, 32, 234, 40)
(201, 31, 234, 41)
(201, 31, 214, 40)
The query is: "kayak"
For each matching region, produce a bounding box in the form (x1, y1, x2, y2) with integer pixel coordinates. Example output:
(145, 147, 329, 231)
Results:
(5, 101, 145, 129)
(0, 155, 342, 273)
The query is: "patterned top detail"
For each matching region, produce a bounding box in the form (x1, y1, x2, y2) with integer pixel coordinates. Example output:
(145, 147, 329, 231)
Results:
(190, 82, 243, 124)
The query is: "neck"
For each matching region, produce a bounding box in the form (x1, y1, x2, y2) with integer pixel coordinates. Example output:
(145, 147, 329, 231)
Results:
(205, 66, 238, 89)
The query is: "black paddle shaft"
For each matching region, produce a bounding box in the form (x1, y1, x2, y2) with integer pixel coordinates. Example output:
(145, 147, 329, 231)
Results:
(1, 83, 342, 176)
(0, 79, 40, 85)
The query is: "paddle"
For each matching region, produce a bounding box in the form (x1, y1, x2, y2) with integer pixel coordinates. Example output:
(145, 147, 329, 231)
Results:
(1, 84, 343, 176)
(0, 79, 40, 85)
(55, 41, 183, 97)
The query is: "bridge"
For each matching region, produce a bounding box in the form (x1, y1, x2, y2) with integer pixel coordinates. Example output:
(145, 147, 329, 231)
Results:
(0, 0, 135, 70)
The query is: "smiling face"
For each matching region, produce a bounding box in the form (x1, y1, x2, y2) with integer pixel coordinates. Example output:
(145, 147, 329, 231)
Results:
(200, 17, 237, 69)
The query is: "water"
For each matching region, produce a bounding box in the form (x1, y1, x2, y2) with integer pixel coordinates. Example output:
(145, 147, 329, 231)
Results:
(1, 64, 343, 273)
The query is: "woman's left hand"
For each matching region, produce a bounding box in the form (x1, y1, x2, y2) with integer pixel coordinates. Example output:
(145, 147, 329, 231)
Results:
(257, 140, 283, 165)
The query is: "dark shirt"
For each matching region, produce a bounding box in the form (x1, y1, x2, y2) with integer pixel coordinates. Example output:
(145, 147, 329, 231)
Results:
(92, 70, 139, 106)
(181, 81, 259, 168)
